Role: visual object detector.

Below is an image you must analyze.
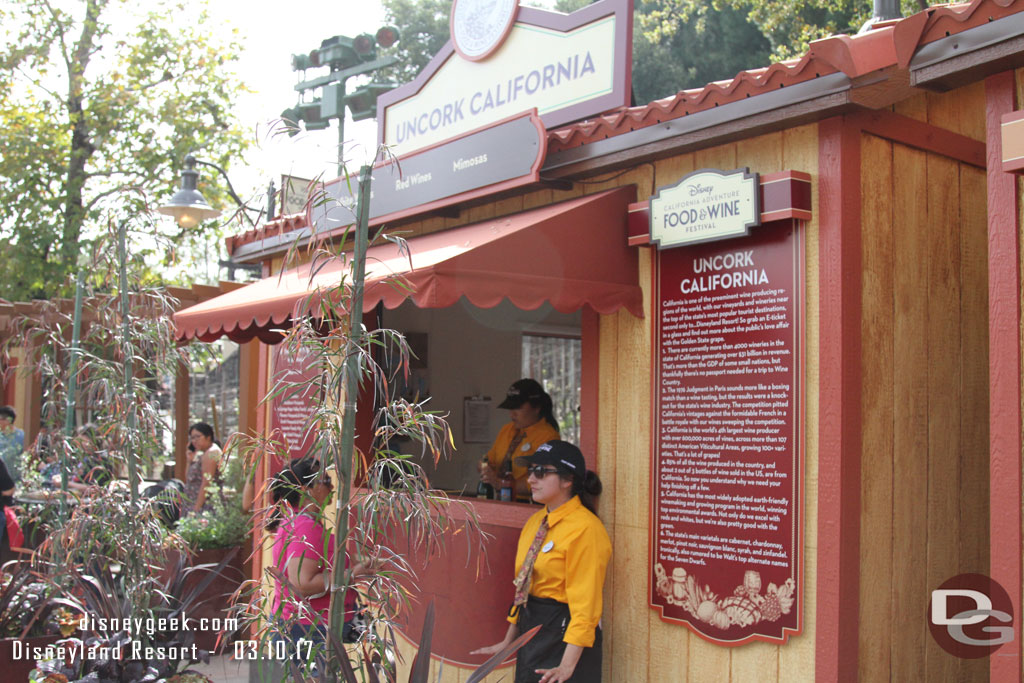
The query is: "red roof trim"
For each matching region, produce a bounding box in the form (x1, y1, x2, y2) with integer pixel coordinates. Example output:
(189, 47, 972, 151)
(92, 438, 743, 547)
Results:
(224, 213, 309, 253)
(548, 0, 1024, 154)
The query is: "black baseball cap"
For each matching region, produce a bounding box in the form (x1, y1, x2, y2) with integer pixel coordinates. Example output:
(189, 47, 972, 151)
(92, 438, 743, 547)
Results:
(517, 440, 585, 476)
(498, 378, 546, 409)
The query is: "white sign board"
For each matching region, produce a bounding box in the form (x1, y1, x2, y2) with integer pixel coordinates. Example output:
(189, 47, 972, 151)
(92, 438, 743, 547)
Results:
(378, 0, 632, 158)
(649, 168, 761, 249)
(280, 175, 313, 217)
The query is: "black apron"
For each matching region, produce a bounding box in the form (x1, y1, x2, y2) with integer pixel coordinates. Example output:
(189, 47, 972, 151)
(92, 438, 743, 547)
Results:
(515, 595, 602, 683)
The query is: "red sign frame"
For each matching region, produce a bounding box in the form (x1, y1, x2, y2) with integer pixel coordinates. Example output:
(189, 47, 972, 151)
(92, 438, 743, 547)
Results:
(649, 219, 805, 646)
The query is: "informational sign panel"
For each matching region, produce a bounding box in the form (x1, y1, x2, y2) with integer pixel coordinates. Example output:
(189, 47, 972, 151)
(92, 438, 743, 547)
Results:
(310, 110, 545, 231)
(279, 175, 313, 217)
(377, 0, 633, 157)
(371, 111, 544, 222)
(270, 345, 320, 464)
(650, 219, 803, 645)
(649, 168, 760, 249)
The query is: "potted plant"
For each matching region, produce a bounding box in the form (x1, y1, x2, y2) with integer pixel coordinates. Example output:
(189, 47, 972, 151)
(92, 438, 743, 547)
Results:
(174, 487, 249, 651)
(0, 563, 67, 682)
(13, 487, 243, 682)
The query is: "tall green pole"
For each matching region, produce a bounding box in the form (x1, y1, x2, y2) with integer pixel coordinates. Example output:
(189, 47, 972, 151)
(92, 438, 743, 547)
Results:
(327, 164, 371, 668)
(61, 268, 86, 518)
(118, 220, 140, 505)
(337, 79, 347, 178)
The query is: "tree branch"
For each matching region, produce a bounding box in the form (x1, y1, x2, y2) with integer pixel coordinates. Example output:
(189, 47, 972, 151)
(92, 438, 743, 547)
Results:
(38, 0, 72, 73)
(13, 65, 63, 103)
(84, 183, 138, 213)
(125, 72, 175, 93)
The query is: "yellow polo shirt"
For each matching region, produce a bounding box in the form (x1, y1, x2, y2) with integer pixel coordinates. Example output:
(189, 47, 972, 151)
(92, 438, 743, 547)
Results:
(509, 495, 612, 647)
(484, 420, 560, 482)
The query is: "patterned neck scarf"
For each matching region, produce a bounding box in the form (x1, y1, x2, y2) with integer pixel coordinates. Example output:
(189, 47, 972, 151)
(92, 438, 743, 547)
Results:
(500, 429, 526, 474)
(512, 515, 549, 607)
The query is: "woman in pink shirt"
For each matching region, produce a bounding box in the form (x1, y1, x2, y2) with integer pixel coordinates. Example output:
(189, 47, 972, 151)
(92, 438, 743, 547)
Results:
(268, 458, 365, 666)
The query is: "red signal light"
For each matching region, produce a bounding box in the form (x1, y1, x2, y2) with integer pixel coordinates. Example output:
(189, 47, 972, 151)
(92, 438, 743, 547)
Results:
(375, 26, 399, 48)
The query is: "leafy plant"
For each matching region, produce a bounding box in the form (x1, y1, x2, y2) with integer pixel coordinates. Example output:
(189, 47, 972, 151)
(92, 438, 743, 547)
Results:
(0, 0, 251, 300)
(5, 222, 188, 487)
(224, 168, 495, 682)
(176, 490, 249, 550)
(34, 488, 179, 624)
(0, 563, 62, 639)
(27, 548, 238, 682)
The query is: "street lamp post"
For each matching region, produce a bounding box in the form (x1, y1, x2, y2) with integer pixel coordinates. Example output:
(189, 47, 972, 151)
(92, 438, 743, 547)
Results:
(157, 156, 271, 503)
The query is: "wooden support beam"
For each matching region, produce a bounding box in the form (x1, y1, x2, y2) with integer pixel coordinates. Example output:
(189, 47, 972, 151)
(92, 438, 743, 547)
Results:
(815, 115, 863, 683)
(985, 70, 1022, 683)
(849, 108, 987, 168)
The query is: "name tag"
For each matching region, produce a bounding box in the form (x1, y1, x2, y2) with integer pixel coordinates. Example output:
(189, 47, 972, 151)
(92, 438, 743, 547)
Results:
(542, 541, 554, 553)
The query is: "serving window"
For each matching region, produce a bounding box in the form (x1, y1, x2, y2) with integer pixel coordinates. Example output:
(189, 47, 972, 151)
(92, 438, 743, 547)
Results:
(381, 297, 582, 493)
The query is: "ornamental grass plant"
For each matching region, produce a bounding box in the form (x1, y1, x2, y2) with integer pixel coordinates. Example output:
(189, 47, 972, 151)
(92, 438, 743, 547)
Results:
(0, 219, 241, 680)
(228, 165, 536, 682)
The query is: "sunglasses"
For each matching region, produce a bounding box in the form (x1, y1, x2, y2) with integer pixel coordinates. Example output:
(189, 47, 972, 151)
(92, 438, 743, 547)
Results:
(526, 465, 559, 478)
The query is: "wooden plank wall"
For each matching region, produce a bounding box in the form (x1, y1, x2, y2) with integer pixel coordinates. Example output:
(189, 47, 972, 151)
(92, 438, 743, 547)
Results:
(858, 82, 990, 683)
(594, 126, 821, 683)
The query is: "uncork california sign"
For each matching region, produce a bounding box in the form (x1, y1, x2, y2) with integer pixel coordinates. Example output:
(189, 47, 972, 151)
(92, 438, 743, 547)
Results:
(650, 168, 761, 250)
(376, 0, 633, 158)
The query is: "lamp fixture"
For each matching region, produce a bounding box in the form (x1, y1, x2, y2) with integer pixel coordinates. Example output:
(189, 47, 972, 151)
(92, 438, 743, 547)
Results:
(157, 155, 222, 228)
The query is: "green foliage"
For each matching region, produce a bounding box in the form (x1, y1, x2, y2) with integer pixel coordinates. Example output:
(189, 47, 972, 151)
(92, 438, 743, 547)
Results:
(176, 488, 249, 550)
(633, 2, 771, 105)
(378, 0, 453, 84)
(0, 0, 250, 300)
(7, 222, 187, 478)
(639, 0, 930, 61)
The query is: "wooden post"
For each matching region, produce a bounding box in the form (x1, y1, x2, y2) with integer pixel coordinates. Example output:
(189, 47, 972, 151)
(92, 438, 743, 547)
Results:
(985, 71, 1022, 683)
(174, 356, 190, 482)
(11, 347, 42, 446)
(237, 339, 260, 439)
(815, 115, 863, 683)
(580, 305, 600, 468)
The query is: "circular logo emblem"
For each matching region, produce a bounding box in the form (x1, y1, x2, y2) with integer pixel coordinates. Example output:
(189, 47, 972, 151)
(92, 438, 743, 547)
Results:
(450, 0, 519, 62)
(928, 573, 1015, 658)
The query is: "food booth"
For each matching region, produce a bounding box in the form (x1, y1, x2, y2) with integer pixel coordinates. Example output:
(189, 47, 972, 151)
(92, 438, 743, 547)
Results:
(175, 1, 1024, 680)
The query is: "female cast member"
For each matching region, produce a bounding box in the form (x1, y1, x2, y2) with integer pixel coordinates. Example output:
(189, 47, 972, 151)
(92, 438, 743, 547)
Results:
(472, 440, 611, 683)
(479, 379, 560, 499)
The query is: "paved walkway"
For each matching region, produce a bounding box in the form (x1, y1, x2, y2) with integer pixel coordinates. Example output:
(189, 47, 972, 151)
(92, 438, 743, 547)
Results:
(188, 653, 251, 682)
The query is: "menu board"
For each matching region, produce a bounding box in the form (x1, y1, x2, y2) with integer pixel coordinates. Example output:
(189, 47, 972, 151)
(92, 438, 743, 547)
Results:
(269, 344, 321, 464)
(650, 219, 803, 645)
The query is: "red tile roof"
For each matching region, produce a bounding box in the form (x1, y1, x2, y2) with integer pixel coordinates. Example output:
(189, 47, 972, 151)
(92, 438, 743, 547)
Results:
(549, 0, 1020, 153)
(225, 213, 307, 255)
(227, 0, 1023, 255)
